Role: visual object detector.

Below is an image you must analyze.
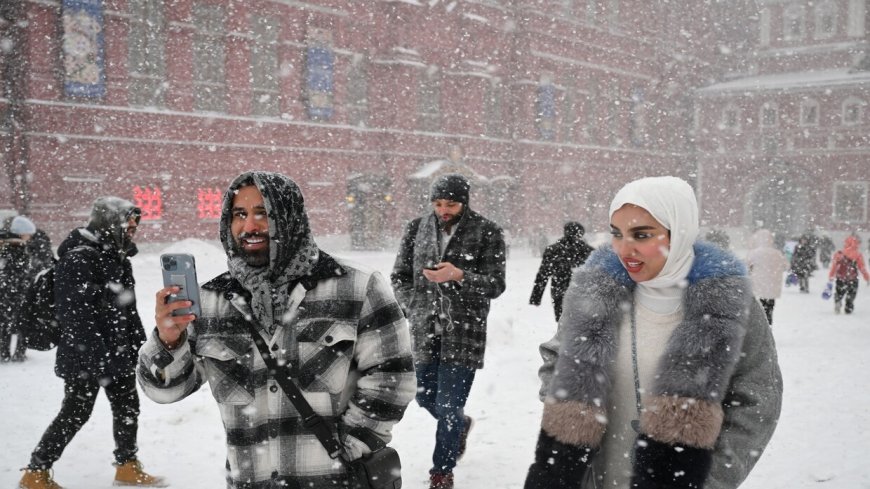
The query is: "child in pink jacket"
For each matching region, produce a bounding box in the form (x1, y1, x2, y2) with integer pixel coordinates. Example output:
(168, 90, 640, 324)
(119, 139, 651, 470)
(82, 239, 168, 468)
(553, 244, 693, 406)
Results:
(828, 235, 870, 314)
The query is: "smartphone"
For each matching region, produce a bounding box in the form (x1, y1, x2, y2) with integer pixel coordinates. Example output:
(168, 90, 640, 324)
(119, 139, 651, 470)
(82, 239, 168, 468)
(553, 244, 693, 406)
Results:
(160, 253, 202, 318)
(425, 262, 440, 270)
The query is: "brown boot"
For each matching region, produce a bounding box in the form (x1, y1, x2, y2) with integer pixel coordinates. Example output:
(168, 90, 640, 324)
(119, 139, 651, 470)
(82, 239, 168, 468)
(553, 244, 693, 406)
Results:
(19, 468, 63, 489)
(113, 460, 168, 487)
(429, 472, 454, 489)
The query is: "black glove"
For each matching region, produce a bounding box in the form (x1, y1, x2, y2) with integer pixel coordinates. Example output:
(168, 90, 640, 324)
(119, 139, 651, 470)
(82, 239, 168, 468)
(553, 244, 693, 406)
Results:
(630, 434, 712, 489)
(524, 429, 596, 489)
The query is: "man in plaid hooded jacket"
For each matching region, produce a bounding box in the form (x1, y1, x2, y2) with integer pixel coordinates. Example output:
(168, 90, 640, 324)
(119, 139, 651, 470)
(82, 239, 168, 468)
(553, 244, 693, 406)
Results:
(138, 171, 416, 488)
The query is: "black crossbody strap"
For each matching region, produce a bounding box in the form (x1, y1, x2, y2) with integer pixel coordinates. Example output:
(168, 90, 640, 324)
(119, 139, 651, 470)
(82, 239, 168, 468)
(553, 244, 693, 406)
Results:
(244, 321, 345, 459)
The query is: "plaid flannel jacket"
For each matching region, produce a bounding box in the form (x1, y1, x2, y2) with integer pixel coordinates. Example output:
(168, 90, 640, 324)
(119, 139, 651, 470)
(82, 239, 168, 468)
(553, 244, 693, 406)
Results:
(137, 260, 416, 489)
(391, 208, 506, 369)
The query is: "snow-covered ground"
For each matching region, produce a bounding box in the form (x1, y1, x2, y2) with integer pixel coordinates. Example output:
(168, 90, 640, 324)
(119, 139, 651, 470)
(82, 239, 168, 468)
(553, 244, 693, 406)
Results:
(2, 239, 868, 488)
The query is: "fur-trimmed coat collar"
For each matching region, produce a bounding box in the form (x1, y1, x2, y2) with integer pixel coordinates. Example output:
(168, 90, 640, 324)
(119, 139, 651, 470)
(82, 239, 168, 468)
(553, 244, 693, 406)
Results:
(543, 241, 753, 450)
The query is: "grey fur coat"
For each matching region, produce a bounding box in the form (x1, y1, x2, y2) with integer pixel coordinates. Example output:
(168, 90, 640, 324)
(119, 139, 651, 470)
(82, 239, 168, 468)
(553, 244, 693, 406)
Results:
(535, 242, 783, 489)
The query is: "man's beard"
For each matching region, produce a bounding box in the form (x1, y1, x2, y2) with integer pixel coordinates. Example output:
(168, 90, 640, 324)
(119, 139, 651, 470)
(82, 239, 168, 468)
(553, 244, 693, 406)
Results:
(438, 211, 463, 231)
(233, 232, 270, 267)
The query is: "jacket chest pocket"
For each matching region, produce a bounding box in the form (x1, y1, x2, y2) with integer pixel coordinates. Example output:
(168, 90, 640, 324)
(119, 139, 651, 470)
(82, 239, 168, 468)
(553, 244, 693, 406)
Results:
(296, 320, 357, 394)
(196, 334, 256, 405)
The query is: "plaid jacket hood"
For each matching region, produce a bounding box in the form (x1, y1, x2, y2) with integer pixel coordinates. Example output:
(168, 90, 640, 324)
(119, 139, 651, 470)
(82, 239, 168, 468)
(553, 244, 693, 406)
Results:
(138, 259, 416, 488)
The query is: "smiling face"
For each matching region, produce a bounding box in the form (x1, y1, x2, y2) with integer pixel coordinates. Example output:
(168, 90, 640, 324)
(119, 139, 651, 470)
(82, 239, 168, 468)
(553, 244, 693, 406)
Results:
(610, 204, 671, 283)
(230, 185, 270, 267)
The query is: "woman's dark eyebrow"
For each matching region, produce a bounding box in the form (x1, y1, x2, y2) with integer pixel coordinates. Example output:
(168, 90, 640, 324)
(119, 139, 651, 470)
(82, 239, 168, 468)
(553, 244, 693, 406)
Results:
(610, 224, 658, 232)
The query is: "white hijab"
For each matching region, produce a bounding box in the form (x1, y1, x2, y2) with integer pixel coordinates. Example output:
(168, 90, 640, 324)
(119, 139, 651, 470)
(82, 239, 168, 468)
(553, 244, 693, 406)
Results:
(609, 176, 700, 314)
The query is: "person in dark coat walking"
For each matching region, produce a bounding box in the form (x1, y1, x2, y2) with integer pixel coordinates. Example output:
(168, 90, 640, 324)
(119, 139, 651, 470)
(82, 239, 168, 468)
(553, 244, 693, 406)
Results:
(790, 235, 817, 293)
(19, 197, 165, 489)
(818, 234, 835, 268)
(529, 221, 594, 321)
(0, 223, 33, 362)
(392, 173, 506, 489)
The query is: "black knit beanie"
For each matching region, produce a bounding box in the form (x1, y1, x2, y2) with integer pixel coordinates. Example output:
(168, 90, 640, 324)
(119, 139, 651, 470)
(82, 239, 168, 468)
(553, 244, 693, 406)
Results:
(430, 173, 470, 205)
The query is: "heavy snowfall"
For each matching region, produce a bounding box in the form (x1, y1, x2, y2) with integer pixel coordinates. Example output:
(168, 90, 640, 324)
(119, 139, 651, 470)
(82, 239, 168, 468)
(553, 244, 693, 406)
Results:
(1, 237, 868, 489)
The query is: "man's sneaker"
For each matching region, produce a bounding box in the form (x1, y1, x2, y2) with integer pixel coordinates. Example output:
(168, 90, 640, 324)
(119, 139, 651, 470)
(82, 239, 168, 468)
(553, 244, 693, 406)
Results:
(113, 460, 168, 487)
(19, 468, 63, 489)
(834, 302, 842, 314)
(429, 472, 454, 489)
(457, 415, 474, 461)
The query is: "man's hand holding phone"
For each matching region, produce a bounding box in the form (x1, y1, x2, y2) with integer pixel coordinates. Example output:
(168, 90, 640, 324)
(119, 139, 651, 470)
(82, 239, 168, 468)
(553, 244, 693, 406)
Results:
(155, 287, 195, 350)
(422, 261, 464, 284)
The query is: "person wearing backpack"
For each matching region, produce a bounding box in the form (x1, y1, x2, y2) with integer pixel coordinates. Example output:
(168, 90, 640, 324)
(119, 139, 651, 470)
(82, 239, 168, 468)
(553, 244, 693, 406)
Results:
(828, 235, 870, 315)
(19, 197, 166, 489)
(0, 218, 36, 362)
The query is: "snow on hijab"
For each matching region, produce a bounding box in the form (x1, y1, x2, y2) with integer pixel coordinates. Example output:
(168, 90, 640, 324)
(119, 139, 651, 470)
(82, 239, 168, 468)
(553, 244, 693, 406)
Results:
(608, 176, 700, 314)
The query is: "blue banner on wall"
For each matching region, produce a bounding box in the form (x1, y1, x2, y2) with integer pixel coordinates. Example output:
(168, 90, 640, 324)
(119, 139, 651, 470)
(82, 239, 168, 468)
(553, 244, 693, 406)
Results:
(536, 83, 556, 140)
(306, 45, 335, 120)
(62, 0, 106, 98)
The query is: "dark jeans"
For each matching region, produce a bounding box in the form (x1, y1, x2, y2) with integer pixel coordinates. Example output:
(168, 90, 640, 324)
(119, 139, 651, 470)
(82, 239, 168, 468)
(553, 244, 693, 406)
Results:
(0, 318, 27, 360)
(29, 375, 140, 469)
(759, 299, 775, 325)
(415, 340, 476, 475)
(835, 279, 859, 314)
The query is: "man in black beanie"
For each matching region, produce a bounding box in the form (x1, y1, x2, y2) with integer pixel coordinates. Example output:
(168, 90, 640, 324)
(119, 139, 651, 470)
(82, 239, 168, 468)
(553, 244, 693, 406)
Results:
(391, 173, 506, 489)
(529, 221, 594, 321)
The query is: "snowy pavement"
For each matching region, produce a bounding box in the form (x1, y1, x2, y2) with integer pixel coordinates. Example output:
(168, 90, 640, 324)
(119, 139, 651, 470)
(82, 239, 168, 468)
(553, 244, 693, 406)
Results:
(1, 240, 868, 488)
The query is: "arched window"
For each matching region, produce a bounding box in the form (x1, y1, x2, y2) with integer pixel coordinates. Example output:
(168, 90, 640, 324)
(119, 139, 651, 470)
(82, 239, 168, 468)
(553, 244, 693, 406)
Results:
(800, 98, 820, 126)
(783, 5, 806, 41)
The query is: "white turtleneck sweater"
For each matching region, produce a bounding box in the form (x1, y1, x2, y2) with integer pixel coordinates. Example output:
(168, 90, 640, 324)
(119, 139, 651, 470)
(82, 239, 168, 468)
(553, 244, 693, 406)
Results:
(598, 300, 683, 488)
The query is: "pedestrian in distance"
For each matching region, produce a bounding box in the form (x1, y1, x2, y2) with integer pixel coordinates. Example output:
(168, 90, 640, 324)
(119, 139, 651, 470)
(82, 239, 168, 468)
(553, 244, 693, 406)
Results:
(138, 171, 416, 489)
(391, 173, 507, 489)
(790, 235, 817, 293)
(0, 216, 38, 362)
(818, 234, 835, 269)
(745, 229, 790, 325)
(523, 176, 783, 489)
(19, 197, 166, 489)
(529, 221, 594, 321)
(828, 235, 870, 315)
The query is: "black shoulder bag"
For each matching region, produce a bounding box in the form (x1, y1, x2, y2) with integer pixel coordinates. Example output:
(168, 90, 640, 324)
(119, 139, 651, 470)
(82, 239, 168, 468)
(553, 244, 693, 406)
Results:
(245, 322, 402, 489)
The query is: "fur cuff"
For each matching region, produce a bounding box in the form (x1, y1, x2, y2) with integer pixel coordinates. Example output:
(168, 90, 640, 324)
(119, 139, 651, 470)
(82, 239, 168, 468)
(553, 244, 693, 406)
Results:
(642, 396, 723, 449)
(541, 400, 607, 447)
(631, 434, 712, 489)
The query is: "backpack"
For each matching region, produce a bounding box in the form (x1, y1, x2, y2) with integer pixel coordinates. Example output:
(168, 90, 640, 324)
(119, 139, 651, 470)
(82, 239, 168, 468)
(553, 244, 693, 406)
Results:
(17, 263, 60, 351)
(17, 245, 89, 351)
(835, 254, 859, 281)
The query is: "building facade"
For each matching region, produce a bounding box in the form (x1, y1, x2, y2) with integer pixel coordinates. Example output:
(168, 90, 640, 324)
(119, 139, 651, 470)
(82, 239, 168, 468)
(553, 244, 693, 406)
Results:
(695, 0, 870, 240)
(2, 0, 865, 246)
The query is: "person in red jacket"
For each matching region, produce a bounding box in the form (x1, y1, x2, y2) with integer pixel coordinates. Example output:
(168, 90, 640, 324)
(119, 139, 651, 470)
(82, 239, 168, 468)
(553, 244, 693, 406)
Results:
(828, 235, 870, 314)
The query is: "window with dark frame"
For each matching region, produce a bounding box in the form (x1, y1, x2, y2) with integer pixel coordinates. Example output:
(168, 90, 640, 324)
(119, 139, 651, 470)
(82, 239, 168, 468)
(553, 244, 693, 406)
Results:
(833, 182, 867, 222)
(250, 15, 280, 117)
(192, 3, 226, 112)
(128, 0, 165, 107)
(346, 54, 370, 127)
(419, 67, 442, 132)
(484, 79, 505, 138)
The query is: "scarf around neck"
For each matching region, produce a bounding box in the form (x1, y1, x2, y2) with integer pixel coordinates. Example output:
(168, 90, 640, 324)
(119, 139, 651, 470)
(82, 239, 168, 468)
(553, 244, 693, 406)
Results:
(220, 171, 320, 332)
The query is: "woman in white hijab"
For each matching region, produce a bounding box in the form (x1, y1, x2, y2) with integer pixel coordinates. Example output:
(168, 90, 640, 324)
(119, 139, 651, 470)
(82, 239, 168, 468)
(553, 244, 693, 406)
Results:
(523, 176, 783, 489)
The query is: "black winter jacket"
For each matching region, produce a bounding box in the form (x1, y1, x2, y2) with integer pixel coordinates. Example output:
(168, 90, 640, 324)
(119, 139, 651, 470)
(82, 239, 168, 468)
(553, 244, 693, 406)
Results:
(529, 235, 594, 320)
(54, 228, 145, 382)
